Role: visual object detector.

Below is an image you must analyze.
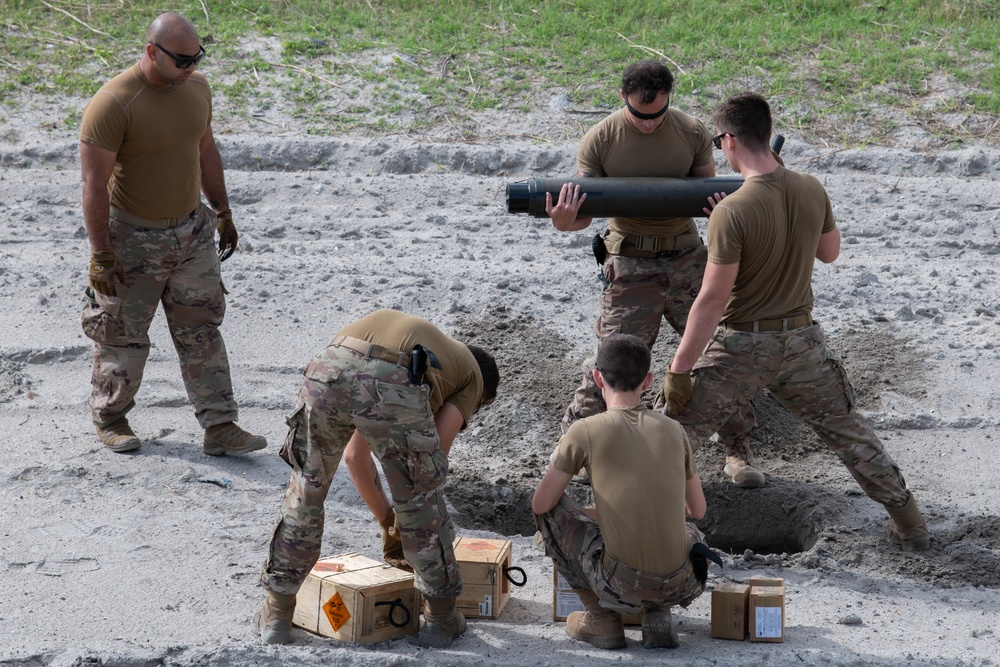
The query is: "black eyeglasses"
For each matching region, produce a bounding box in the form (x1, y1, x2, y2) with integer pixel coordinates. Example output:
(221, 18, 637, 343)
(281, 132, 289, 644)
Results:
(712, 132, 734, 150)
(151, 42, 206, 69)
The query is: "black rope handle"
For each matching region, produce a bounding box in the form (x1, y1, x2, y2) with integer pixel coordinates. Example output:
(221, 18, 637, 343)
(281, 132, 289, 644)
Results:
(503, 565, 527, 587)
(374, 598, 411, 628)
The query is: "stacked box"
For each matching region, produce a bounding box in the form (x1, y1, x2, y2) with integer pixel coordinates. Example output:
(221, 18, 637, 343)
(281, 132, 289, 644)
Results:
(293, 552, 421, 644)
(710, 582, 750, 640)
(552, 566, 643, 625)
(453, 537, 514, 619)
(749, 579, 785, 643)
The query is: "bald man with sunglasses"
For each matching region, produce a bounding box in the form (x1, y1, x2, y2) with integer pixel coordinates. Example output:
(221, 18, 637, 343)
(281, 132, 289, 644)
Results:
(545, 61, 759, 487)
(79, 12, 264, 456)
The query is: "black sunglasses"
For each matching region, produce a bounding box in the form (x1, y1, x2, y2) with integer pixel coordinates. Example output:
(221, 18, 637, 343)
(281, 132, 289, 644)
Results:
(151, 42, 206, 69)
(712, 132, 734, 150)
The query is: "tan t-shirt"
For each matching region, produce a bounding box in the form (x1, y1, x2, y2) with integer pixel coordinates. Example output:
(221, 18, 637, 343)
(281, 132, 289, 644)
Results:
(79, 63, 212, 220)
(577, 107, 714, 237)
(553, 407, 697, 576)
(338, 309, 484, 427)
(707, 166, 837, 323)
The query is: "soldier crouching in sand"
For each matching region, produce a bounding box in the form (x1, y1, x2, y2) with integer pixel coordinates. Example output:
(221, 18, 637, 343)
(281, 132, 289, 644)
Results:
(533, 334, 718, 650)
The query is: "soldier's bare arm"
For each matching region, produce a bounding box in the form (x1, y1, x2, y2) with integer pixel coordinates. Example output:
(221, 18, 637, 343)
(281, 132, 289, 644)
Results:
(816, 227, 841, 263)
(531, 462, 573, 514)
(198, 124, 229, 213)
(433, 402, 465, 454)
(343, 431, 392, 523)
(685, 473, 706, 520)
(670, 261, 739, 373)
(80, 141, 117, 252)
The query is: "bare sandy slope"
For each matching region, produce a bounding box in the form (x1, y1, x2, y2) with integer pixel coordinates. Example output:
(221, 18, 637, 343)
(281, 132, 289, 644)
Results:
(2, 119, 999, 667)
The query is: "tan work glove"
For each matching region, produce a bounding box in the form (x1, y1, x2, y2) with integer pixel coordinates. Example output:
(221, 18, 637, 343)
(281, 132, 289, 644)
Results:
(216, 209, 237, 262)
(661, 370, 693, 419)
(88, 250, 126, 297)
(379, 508, 412, 572)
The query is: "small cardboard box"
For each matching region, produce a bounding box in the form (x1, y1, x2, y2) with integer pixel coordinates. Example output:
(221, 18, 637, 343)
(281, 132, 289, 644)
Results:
(453, 537, 514, 619)
(749, 577, 785, 589)
(711, 582, 750, 640)
(749, 585, 785, 643)
(552, 566, 643, 625)
(293, 552, 421, 644)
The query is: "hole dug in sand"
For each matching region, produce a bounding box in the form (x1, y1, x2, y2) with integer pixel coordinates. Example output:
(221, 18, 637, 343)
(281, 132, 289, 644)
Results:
(695, 478, 853, 555)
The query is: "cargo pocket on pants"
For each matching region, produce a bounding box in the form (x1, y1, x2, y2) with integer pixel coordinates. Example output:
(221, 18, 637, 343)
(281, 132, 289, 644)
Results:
(825, 351, 858, 411)
(405, 432, 448, 494)
(81, 286, 127, 345)
(279, 404, 307, 469)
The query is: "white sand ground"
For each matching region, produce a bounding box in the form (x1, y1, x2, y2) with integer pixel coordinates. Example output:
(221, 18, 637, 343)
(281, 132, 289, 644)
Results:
(1, 96, 999, 667)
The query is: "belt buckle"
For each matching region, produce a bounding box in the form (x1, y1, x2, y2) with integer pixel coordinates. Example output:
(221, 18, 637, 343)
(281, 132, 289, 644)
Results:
(633, 235, 660, 253)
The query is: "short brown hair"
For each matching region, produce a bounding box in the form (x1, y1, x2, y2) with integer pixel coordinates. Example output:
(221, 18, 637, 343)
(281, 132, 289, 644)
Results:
(467, 345, 499, 407)
(596, 334, 650, 392)
(621, 61, 673, 105)
(713, 92, 772, 152)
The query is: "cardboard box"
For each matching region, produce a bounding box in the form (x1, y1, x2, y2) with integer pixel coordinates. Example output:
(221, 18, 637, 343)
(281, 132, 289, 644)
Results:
(552, 566, 643, 625)
(749, 585, 785, 643)
(293, 552, 421, 644)
(453, 537, 514, 619)
(710, 582, 750, 640)
(749, 577, 785, 589)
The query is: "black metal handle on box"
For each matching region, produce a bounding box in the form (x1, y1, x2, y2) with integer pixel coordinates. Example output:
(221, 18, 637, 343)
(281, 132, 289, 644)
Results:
(503, 565, 527, 587)
(375, 598, 411, 628)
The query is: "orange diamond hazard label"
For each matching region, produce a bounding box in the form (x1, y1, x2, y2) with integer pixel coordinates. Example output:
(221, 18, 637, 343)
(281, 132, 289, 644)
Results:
(323, 592, 351, 632)
(463, 539, 497, 551)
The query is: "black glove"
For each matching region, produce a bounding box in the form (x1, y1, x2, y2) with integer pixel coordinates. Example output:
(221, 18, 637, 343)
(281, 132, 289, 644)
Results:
(689, 542, 723, 585)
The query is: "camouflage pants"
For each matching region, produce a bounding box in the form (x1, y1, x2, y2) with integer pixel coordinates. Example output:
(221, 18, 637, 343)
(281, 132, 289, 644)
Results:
(534, 495, 705, 612)
(564, 247, 755, 448)
(81, 203, 236, 428)
(260, 345, 462, 600)
(678, 323, 910, 507)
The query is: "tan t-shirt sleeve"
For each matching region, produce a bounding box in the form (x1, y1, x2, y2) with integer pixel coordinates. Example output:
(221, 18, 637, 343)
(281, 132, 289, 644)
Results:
(552, 421, 589, 476)
(79, 92, 128, 153)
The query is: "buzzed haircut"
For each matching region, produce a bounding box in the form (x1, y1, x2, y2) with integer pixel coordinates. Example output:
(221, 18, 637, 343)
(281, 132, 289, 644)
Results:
(596, 334, 651, 392)
(467, 345, 499, 405)
(621, 61, 674, 105)
(713, 92, 773, 152)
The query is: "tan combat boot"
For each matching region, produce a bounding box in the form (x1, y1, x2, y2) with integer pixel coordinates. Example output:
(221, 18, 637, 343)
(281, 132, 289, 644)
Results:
(414, 597, 466, 648)
(253, 591, 296, 645)
(566, 588, 626, 650)
(885, 492, 931, 551)
(723, 440, 765, 488)
(203, 422, 267, 456)
(96, 417, 142, 453)
(641, 605, 679, 649)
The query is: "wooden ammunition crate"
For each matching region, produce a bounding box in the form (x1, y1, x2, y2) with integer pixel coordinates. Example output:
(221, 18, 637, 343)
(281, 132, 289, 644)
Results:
(293, 552, 421, 644)
(453, 537, 516, 619)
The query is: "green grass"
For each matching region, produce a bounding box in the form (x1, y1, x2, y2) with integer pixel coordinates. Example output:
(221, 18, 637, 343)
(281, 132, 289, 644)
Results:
(2, 0, 999, 144)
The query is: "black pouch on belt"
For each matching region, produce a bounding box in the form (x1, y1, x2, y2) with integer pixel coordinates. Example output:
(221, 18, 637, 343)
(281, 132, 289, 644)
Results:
(408, 344, 442, 385)
(592, 232, 607, 265)
(689, 542, 724, 585)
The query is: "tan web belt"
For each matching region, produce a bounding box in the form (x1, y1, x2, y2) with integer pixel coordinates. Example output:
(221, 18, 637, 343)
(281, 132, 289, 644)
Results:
(601, 552, 692, 592)
(330, 335, 408, 367)
(611, 232, 702, 257)
(720, 314, 813, 333)
(110, 205, 195, 230)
